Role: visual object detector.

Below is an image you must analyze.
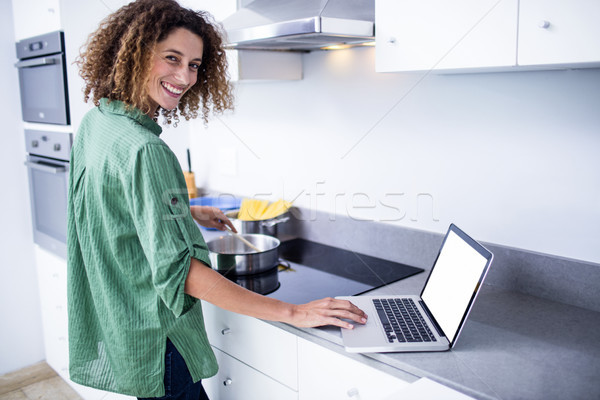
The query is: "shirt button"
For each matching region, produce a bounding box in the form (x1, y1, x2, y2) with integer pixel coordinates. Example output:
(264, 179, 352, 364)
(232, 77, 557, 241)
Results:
(171, 197, 178, 206)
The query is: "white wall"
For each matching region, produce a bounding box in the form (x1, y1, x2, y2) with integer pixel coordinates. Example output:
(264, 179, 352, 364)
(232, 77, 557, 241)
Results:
(190, 47, 600, 264)
(0, 0, 45, 375)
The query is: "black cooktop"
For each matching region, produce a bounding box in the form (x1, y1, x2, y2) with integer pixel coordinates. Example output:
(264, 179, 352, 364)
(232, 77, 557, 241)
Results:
(278, 238, 423, 290)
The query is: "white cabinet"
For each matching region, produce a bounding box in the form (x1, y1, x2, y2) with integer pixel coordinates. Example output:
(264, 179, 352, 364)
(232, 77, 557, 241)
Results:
(11, 0, 61, 41)
(201, 303, 412, 400)
(201, 302, 298, 392)
(376, 0, 600, 73)
(376, 0, 518, 72)
(203, 347, 298, 400)
(517, 0, 600, 66)
(34, 246, 69, 380)
(297, 338, 409, 400)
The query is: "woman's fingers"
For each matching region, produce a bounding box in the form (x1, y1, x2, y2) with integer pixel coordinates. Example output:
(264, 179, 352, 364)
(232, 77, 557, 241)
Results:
(291, 298, 368, 329)
(191, 206, 237, 232)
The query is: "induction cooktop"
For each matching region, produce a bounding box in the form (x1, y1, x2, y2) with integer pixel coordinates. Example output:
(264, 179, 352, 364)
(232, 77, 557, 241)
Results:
(277, 238, 423, 296)
(221, 237, 425, 304)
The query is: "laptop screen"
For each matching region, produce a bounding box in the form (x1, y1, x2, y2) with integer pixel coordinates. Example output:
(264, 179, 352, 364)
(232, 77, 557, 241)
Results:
(421, 225, 492, 345)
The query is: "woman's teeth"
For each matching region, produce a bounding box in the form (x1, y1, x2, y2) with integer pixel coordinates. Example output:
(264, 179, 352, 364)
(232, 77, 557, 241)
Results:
(162, 82, 184, 95)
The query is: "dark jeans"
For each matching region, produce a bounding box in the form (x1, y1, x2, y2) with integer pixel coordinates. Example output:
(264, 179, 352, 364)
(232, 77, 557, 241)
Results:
(138, 339, 210, 400)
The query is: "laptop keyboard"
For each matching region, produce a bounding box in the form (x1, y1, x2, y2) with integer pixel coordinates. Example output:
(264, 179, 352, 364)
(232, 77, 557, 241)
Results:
(373, 298, 436, 343)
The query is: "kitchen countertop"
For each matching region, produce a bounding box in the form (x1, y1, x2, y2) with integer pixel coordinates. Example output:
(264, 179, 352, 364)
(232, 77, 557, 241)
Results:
(200, 226, 600, 399)
(271, 274, 600, 400)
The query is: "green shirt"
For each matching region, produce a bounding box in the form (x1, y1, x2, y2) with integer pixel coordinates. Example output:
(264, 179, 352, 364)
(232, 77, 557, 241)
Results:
(67, 99, 218, 397)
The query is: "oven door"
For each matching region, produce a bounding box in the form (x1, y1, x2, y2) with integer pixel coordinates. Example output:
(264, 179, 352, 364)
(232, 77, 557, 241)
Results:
(16, 53, 70, 125)
(25, 155, 69, 258)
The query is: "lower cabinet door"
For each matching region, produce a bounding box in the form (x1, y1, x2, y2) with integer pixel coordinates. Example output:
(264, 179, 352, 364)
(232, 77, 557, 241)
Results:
(298, 338, 409, 400)
(201, 302, 298, 390)
(34, 247, 69, 379)
(203, 347, 298, 400)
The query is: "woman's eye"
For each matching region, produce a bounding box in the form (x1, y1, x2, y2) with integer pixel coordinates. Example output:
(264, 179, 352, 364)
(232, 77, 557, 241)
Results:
(189, 63, 200, 70)
(166, 55, 178, 62)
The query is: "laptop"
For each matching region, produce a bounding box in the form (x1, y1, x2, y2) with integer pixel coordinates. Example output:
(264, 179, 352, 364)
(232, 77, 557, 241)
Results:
(338, 224, 493, 353)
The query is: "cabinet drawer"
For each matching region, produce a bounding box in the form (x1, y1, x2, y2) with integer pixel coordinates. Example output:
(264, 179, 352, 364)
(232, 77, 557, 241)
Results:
(203, 347, 298, 400)
(202, 302, 298, 390)
(298, 338, 408, 400)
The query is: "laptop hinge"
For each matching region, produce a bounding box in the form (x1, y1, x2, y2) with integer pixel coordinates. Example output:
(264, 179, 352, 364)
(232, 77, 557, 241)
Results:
(419, 300, 445, 338)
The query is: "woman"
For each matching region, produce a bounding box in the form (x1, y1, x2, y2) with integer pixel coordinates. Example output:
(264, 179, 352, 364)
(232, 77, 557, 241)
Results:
(67, 1, 367, 399)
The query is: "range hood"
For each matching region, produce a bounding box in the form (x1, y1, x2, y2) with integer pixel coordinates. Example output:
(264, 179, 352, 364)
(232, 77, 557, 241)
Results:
(222, 0, 375, 51)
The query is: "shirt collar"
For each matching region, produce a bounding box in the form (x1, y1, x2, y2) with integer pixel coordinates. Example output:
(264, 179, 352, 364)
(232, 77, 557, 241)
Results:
(99, 98, 162, 137)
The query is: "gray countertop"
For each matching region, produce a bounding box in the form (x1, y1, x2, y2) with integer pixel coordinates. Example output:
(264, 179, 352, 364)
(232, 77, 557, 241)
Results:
(199, 216, 600, 399)
(270, 274, 600, 400)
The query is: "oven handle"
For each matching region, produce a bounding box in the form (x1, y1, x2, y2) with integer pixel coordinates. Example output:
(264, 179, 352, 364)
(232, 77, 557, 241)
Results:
(14, 57, 58, 68)
(24, 160, 67, 174)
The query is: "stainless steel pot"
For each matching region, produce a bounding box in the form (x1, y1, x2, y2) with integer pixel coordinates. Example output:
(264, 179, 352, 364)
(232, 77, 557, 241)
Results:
(225, 210, 289, 236)
(206, 234, 280, 275)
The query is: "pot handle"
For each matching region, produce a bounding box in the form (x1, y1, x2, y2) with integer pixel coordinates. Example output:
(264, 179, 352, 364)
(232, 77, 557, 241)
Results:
(260, 215, 289, 228)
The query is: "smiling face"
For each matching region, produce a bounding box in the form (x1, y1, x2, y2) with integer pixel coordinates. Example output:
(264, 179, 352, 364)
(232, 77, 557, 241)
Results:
(146, 27, 204, 117)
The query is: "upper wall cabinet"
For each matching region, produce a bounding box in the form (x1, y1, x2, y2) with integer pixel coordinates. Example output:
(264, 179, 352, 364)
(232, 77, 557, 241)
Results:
(376, 0, 600, 73)
(517, 0, 600, 66)
(376, 0, 518, 72)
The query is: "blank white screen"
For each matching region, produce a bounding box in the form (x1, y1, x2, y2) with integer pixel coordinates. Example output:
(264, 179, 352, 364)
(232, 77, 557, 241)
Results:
(421, 230, 488, 341)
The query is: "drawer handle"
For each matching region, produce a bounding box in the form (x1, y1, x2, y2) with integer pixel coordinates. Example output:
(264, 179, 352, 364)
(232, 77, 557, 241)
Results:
(538, 20, 551, 29)
(223, 378, 233, 386)
(347, 387, 359, 398)
(221, 328, 232, 335)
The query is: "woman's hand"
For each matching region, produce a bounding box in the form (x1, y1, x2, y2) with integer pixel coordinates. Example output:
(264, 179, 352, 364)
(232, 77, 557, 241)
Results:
(288, 297, 368, 330)
(190, 206, 237, 232)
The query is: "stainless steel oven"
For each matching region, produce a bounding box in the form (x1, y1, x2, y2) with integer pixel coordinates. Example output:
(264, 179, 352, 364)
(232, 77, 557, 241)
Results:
(15, 31, 70, 125)
(24, 129, 72, 258)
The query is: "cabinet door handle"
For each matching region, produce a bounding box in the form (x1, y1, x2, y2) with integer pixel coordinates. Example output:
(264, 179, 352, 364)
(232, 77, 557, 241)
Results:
(538, 20, 551, 29)
(223, 378, 233, 386)
(221, 328, 232, 335)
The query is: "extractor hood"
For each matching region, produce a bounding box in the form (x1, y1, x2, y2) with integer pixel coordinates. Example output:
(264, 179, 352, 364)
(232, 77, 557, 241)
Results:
(222, 0, 375, 51)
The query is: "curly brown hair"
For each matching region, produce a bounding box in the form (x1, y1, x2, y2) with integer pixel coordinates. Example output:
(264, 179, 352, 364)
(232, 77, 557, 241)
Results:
(77, 0, 234, 124)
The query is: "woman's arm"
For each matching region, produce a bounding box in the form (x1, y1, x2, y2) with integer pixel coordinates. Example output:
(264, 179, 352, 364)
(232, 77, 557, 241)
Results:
(184, 258, 367, 329)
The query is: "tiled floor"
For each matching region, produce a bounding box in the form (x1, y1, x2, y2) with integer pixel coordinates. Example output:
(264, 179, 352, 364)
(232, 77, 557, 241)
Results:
(0, 362, 81, 400)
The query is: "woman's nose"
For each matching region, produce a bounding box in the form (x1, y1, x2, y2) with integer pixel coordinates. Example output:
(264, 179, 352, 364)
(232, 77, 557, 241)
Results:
(174, 65, 191, 85)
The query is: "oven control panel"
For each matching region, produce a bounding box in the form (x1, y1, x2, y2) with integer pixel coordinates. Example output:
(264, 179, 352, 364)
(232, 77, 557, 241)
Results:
(25, 129, 72, 161)
(16, 31, 64, 59)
